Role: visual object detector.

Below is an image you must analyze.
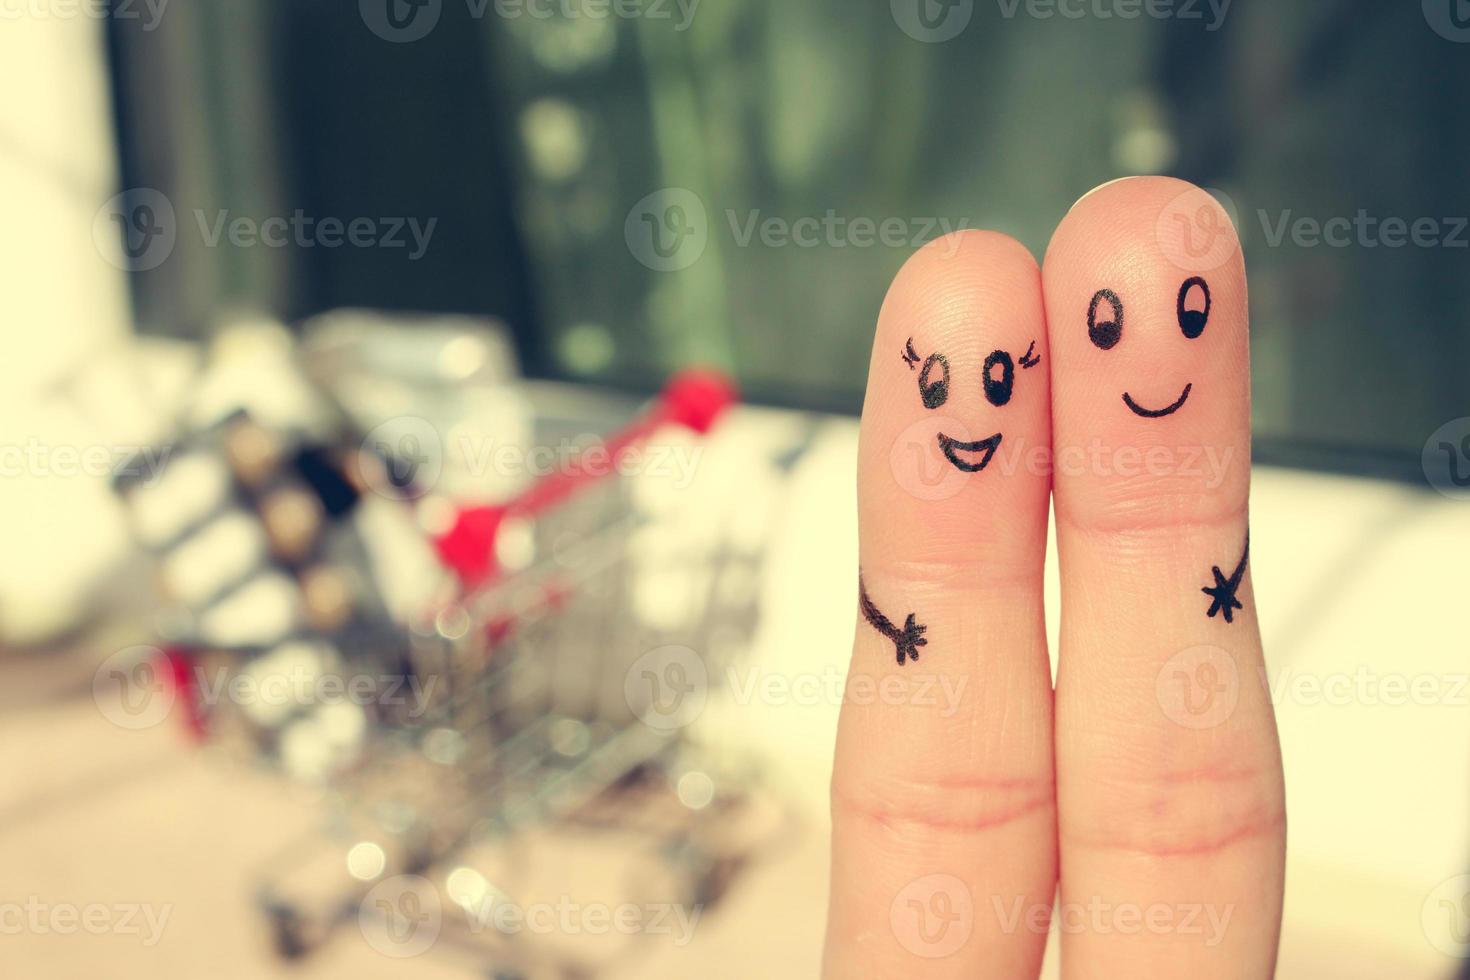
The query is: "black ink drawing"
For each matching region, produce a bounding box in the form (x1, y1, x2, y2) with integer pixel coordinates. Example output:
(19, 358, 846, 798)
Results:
(918, 352, 950, 409)
(859, 576, 927, 666)
(1087, 288, 1124, 351)
(1202, 533, 1250, 623)
(1177, 276, 1212, 339)
(937, 433, 1002, 473)
(983, 350, 1015, 407)
(1090, 279, 1212, 419)
(1124, 384, 1193, 419)
(907, 340, 1037, 474)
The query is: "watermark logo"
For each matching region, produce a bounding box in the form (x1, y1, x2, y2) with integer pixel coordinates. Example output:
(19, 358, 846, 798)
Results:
(993, 895, 1233, 945)
(358, 416, 445, 499)
(0, 898, 172, 946)
(360, 875, 443, 958)
(888, 429, 1238, 503)
(627, 189, 970, 271)
(1155, 184, 1239, 274)
(623, 645, 708, 731)
(93, 646, 175, 731)
(1422, 418, 1470, 500)
(1422, 874, 1470, 957)
(94, 188, 176, 272)
(889, 416, 977, 502)
(996, 0, 1232, 30)
(0, 0, 169, 30)
(727, 664, 969, 716)
(1424, 0, 1470, 42)
(94, 190, 437, 270)
(891, 874, 974, 958)
(891, 0, 974, 43)
(360, 0, 442, 41)
(354, 419, 706, 499)
(1156, 644, 1239, 730)
(625, 188, 708, 272)
(1257, 210, 1468, 250)
(0, 440, 172, 484)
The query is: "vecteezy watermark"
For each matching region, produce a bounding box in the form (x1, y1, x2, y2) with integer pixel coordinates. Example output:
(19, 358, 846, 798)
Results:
(93, 646, 176, 731)
(624, 188, 708, 272)
(359, 874, 702, 958)
(93, 189, 177, 272)
(1424, 0, 1470, 43)
(891, 874, 974, 958)
(1157, 651, 1470, 730)
(0, 440, 171, 485)
(1256, 210, 1469, 250)
(891, 0, 973, 42)
(492, 0, 699, 29)
(624, 645, 709, 732)
(995, 0, 1232, 29)
(727, 665, 970, 718)
(889, 424, 1239, 503)
(624, 187, 971, 272)
(625, 652, 972, 733)
(356, 418, 707, 499)
(892, 0, 1230, 43)
(359, 0, 698, 43)
(191, 211, 436, 261)
(0, 0, 168, 29)
(1422, 874, 1470, 958)
(1423, 418, 1470, 500)
(1155, 184, 1241, 274)
(360, 875, 442, 958)
(0, 898, 172, 946)
(1157, 645, 1240, 730)
(993, 895, 1234, 947)
(93, 188, 437, 273)
(1266, 667, 1470, 710)
(456, 893, 702, 947)
(93, 646, 441, 731)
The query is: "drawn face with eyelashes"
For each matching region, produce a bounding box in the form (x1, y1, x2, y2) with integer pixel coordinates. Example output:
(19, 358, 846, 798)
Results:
(1088, 276, 1212, 419)
(903, 337, 1041, 473)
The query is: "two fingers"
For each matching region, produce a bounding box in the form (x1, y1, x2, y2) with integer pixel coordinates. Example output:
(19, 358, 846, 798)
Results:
(825, 177, 1285, 979)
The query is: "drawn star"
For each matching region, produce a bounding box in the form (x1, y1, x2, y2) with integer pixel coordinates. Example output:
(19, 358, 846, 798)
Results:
(1202, 565, 1244, 623)
(895, 614, 928, 665)
(859, 577, 930, 666)
(1201, 533, 1250, 624)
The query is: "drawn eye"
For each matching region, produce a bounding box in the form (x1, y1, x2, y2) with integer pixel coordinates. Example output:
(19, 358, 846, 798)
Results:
(1177, 277, 1211, 340)
(983, 350, 1014, 407)
(918, 353, 949, 409)
(1088, 288, 1123, 350)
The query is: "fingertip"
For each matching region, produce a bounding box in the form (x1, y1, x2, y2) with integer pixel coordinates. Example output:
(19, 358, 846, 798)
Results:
(1048, 175, 1243, 280)
(1042, 176, 1251, 529)
(861, 229, 1051, 568)
(879, 230, 1041, 338)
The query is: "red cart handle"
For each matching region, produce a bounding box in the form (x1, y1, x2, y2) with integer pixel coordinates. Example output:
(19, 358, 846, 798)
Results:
(434, 368, 737, 587)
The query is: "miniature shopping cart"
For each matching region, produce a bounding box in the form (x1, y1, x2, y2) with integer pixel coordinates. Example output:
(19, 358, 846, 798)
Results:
(235, 369, 784, 974)
(108, 336, 782, 974)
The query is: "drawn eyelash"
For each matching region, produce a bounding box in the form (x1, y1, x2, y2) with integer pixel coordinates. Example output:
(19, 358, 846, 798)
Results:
(901, 338, 921, 370)
(1019, 341, 1041, 369)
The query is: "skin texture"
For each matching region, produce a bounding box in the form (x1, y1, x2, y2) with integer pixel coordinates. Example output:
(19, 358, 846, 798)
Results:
(824, 178, 1286, 979)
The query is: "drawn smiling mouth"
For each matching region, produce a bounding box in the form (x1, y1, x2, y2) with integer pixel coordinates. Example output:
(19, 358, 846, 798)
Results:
(937, 433, 1002, 472)
(1123, 383, 1193, 419)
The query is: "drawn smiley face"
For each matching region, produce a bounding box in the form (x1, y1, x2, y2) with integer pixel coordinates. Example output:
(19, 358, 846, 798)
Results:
(903, 337, 1040, 472)
(1088, 276, 1212, 419)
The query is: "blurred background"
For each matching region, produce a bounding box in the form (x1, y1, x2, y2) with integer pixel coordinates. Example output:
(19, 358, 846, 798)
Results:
(1, 1, 1467, 977)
